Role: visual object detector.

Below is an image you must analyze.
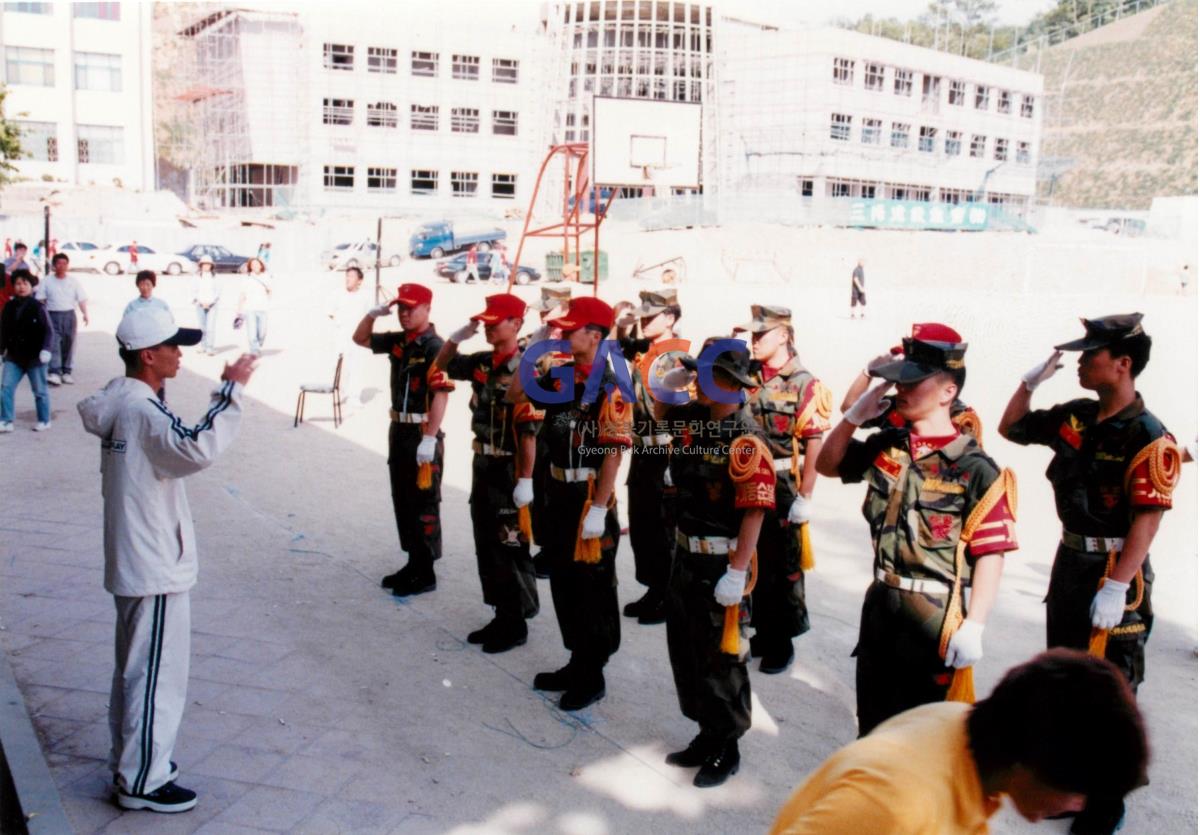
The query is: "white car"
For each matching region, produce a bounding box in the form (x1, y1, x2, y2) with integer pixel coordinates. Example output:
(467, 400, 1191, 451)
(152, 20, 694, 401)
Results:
(323, 240, 403, 271)
(97, 244, 196, 276)
(56, 240, 102, 271)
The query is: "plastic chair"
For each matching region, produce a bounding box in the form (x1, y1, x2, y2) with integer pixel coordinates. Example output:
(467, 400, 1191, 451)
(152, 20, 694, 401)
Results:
(295, 354, 343, 428)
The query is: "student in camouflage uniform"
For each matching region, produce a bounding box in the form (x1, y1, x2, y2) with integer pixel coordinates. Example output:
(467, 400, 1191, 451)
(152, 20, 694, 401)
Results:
(615, 288, 683, 625)
(999, 313, 1180, 835)
(435, 294, 542, 654)
(509, 296, 632, 711)
(816, 324, 1017, 737)
(654, 340, 775, 788)
(353, 283, 453, 597)
(735, 304, 831, 674)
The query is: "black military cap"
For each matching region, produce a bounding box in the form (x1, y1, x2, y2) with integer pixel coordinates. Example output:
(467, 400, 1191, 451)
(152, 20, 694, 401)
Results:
(1054, 313, 1145, 352)
(681, 337, 758, 388)
(872, 323, 967, 384)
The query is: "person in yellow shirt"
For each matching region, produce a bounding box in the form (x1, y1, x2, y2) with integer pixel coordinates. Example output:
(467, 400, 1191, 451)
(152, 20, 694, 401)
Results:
(770, 650, 1147, 834)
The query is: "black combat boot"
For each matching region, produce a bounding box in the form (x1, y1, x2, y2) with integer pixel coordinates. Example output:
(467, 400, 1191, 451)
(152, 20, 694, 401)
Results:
(693, 741, 740, 788)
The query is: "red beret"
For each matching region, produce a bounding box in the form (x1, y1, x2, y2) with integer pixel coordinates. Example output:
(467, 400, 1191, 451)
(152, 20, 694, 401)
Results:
(471, 293, 527, 323)
(547, 296, 614, 331)
(395, 283, 433, 308)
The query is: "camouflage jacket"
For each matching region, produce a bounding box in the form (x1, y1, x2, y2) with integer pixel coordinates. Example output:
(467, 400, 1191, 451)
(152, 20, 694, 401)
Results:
(746, 357, 831, 495)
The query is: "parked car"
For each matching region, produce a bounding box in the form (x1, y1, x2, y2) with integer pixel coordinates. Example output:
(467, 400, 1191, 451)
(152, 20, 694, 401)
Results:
(177, 244, 251, 273)
(56, 240, 102, 271)
(435, 253, 540, 285)
(322, 240, 403, 271)
(98, 244, 196, 276)
(409, 221, 506, 259)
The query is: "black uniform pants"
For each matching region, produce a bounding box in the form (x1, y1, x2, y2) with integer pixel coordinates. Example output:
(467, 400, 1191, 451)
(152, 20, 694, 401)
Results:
(666, 548, 752, 744)
(387, 423, 442, 577)
(545, 482, 621, 673)
(854, 580, 950, 737)
(626, 451, 674, 595)
(530, 434, 554, 551)
(469, 454, 539, 621)
(751, 506, 810, 647)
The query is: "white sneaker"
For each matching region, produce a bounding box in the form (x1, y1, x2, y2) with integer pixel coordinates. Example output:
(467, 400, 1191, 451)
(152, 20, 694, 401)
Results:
(33, 422, 51, 432)
(61, 374, 74, 384)
(47, 373, 62, 385)
(0, 422, 13, 433)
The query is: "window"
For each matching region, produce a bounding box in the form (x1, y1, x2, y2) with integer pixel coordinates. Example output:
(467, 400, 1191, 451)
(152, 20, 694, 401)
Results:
(492, 173, 516, 199)
(830, 113, 851, 142)
(945, 130, 962, 156)
(324, 43, 354, 71)
(832, 57, 853, 85)
(17, 121, 57, 162)
(411, 169, 438, 195)
(367, 167, 397, 191)
(411, 104, 438, 131)
(887, 184, 909, 200)
(322, 98, 354, 126)
(76, 124, 123, 164)
(492, 110, 518, 136)
(5, 2, 51, 12)
(831, 180, 852, 197)
(890, 122, 910, 149)
(861, 118, 881, 145)
(367, 47, 397, 74)
(862, 183, 877, 198)
(451, 107, 479, 133)
(970, 134, 986, 158)
(412, 50, 438, 76)
(799, 179, 813, 197)
(451, 54, 479, 80)
(5, 47, 54, 87)
(913, 187, 931, 202)
(367, 102, 397, 128)
(74, 52, 121, 92)
(863, 62, 884, 91)
(1021, 94, 1034, 118)
(997, 89, 1011, 114)
(451, 170, 477, 197)
(974, 84, 989, 110)
(1017, 141, 1031, 165)
(894, 68, 912, 96)
(918, 126, 937, 153)
(72, 2, 119, 18)
(323, 165, 354, 191)
(492, 58, 519, 84)
(994, 137, 1008, 162)
(949, 79, 965, 106)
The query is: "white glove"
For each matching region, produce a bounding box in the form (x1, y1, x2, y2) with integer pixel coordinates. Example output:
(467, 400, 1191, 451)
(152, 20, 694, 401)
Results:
(38, 350, 52, 365)
(581, 504, 608, 539)
(1022, 351, 1064, 392)
(449, 321, 480, 344)
(713, 567, 747, 606)
(788, 495, 811, 525)
(844, 380, 892, 426)
(416, 435, 437, 464)
(944, 620, 985, 669)
(1090, 578, 1130, 630)
(615, 310, 637, 328)
(368, 301, 394, 319)
(661, 366, 697, 391)
(513, 478, 534, 508)
(528, 324, 551, 344)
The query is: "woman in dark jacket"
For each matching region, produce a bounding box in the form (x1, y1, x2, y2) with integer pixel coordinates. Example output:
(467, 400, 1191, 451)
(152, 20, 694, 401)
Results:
(0, 269, 54, 431)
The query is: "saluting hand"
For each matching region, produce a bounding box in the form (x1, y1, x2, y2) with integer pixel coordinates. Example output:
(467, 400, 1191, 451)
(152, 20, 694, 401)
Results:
(449, 321, 480, 344)
(844, 380, 892, 426)
(1022, 350, 1064, 393)
(368, 300, 396, 319)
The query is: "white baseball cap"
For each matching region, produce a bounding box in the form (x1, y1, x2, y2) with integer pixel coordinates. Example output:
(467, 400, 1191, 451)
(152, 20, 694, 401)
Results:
(116, 306, 202, 351)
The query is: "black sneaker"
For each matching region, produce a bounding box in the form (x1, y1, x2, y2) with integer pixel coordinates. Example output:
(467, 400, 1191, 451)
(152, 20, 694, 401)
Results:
(533, 664, 575, 692)
(759, 642, 795, 675)
(114, 761, 178, 787)
(381, 569, 408, 589)
(116, 781, 198, 813)
(693, 742, 740, 788)
(392, 574, 436, 597)
(482, 621, 528, 654)
(559, 673, 605, 712)
(467, 619, 500, 645)
(665, 734, 715, 768)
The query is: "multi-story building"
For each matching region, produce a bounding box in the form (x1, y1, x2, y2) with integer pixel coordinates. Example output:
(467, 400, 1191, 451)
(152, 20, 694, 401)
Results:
(715, 25, 1044, 221)
(0, 1, 154, 191)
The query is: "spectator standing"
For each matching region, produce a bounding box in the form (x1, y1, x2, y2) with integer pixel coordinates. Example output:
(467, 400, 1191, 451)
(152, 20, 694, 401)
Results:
(0, 269, 54, 432)
(129, 240, 139, 270)
(37, 253, 89, 385)
(77, 305, 256, 814)
(329, 266, 374, 406)
(490, 248, 510, 287)
(236, 257, 271, 355)
(3, 238, 11, 259)
(257, 242, 271, 265)
(191, 255, 221, 355)
(123, 270, 171, 317)
(464, 244, 480, 284)
(4, 242, 32, 274)
(850, 258, 867, 319)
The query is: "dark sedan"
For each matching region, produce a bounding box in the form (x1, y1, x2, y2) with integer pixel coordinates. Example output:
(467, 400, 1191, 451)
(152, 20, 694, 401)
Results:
(435, 253, 540, 285)
(177, 244, 251, 273)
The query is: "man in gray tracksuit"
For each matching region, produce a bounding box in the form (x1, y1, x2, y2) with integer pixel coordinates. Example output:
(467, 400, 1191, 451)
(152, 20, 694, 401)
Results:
(78, 305, 256, 813)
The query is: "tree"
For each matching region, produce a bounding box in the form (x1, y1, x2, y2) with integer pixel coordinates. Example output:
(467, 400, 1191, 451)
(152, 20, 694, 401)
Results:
(0, 86, 25, 188)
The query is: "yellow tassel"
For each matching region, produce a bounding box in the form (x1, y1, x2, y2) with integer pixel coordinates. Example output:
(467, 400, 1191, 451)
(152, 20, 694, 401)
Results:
(798, 521, 815, 572)
(1087, 627, 1109, 659)
(945, 667, 975, 703)
(416, 462, 433, 490)
(573, 500, 602, 564)
(720, 605, 741, 655)
(518, 506, 534, 545)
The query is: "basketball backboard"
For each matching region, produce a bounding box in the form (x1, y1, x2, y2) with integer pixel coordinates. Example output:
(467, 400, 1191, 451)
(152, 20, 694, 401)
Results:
(592, 96, 702, 189)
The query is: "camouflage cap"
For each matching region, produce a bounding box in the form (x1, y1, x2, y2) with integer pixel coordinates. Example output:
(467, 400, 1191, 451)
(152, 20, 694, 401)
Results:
(1054, 313, 1146, 352)
(733, 304, 792, 334)
(532, 286, 572, 313)
(635, 288, 679, 317)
